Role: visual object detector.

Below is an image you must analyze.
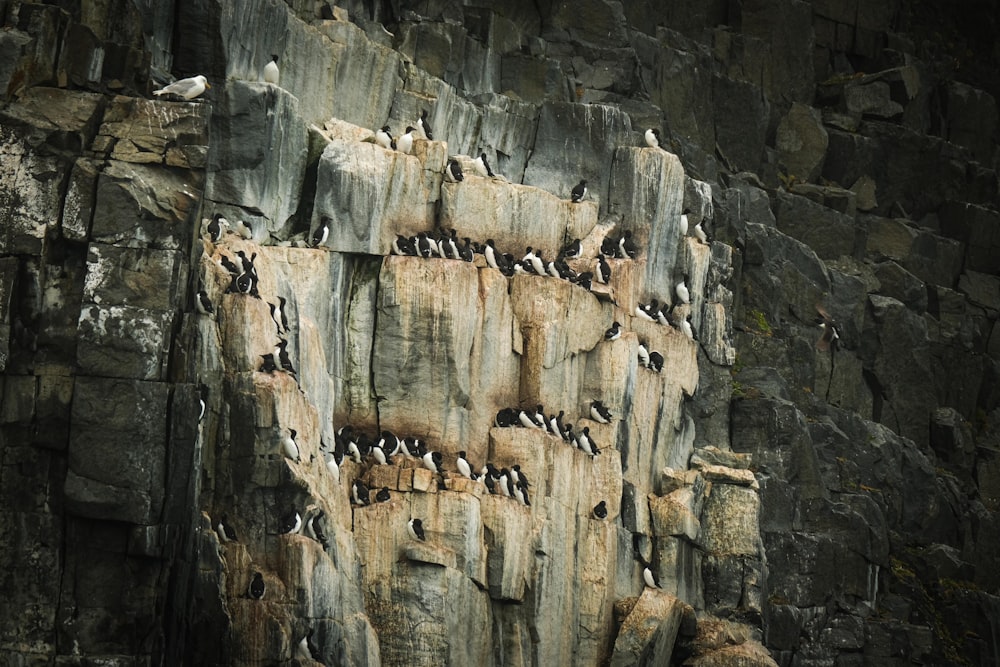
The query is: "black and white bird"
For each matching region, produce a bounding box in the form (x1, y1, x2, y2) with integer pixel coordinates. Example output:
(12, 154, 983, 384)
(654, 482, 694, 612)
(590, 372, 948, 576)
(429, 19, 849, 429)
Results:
(407, 518, 426, 541)
(636, 300, 657, 322)
(248, 572, 265, 599)
(637, 342, 650, 368)
(644, 128, 662, 148)
(375, 486, 391, 503)
(422, 449, 443, 474)
(196, 289, 214, 315)
(590, 400, 612, 424)
(570, 179, 588, 203)
(578, 427, 600, 457)
(375, 125, 393, 150)
(456, 451, 473, 479)
(445, 158, 464, 182)
(618, 230, 637, 259)
(234, 219, 253, 240)
(518, 407, 540, 429)
(281, 507, 302, 535)
(391, 234, 416, 256)
(263, 55, 280, 84)
(815, 304, 840, 353)
(512, 479, 531, 507)
(562, 238, 582, 259)
(275, 340, 296, 375)
(596, 255, 611, 284)
(680, 315, 695, 340)
(418, 109, 433, 140)
(154, 74, 210, 100)
(207, 213, 228, 242)
(600, 235, 618, 258)
(312, 216, 330, 247)
(325, 453, 340, 483)
(370, 442, 388, 466)
(679, 208, 690, 236)
(675, 274, 691, 305)
(510, 464, 530, 489)
(281, 429, 300, 462)
(473, 152, 494, 178)
(216, 514, 237, 542)
(198, 384, 209, 422)
(259, 353, 278, 373)
(694, 221, 709, 244)
(276, 296, 290, 333)
(352, 480, 371, 506)
(604, 321, 621, 341)
(396, 126, 416, 154)
(592, 501, 608, 520)
(647, 351, 664, 373)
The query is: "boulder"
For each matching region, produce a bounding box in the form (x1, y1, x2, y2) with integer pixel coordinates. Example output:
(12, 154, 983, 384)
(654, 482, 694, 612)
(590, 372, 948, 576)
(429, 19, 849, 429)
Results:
(775, 103, 828, 182)
(610, 590, 686, 667)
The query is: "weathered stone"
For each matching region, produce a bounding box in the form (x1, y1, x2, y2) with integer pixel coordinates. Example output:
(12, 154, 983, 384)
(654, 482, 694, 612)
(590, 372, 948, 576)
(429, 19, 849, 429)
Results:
(850, 175, 878, 211)
(774, 190, 858, 260)
(943, 81, 998, 163)
(873, 260, 927, 313)
(97, 95, 210, 168)
(776, 103, 828, 182)
(610, 590, 685, 667)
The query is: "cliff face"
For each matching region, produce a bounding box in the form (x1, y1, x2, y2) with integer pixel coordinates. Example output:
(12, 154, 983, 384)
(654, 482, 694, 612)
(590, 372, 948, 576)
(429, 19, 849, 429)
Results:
(1, 1, 998, 666)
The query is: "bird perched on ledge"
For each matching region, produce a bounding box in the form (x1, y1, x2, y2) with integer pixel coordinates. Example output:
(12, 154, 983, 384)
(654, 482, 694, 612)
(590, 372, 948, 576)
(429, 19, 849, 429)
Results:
(154, 75, 210, 100)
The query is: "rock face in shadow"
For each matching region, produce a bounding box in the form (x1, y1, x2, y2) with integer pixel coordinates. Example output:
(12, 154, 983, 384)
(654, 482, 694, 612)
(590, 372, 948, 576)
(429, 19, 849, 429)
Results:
(1, 0, 999, 666)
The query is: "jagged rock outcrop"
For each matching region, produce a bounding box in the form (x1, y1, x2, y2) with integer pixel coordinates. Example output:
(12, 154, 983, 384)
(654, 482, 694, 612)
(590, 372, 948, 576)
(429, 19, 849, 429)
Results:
(2, 0, 999, 666)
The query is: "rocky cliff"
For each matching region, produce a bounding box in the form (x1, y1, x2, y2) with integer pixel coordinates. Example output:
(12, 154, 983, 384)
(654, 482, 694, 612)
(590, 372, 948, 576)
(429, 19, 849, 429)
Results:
(1, 0, 999, 665)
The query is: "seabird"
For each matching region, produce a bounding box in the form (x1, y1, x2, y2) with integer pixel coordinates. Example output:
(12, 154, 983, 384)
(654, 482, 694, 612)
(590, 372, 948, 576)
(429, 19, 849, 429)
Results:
(248, 572, 265, 599)
(198, 384, 209, 422)
(326, 453, 340, 483)
(375, 125, 393, 150)
(312, 216, 330, 247)
(679, 209, 690, 235)
(513, 480, 530, 506)
(375, 487, 391, 503)
(370, 442, 388, 466)
(418, 109, 433, 140)
(600, 236, 618, 258)
(473, 152, 494, 178)
(391, 234, 415, 256)
(276, 296, 290, 333)
(458, 237, 474, 262)
(636, 300, 657, 322)
(259, 353, 278, 373)
(675, 274, 691, 304)
(694, 221, 709, 244)
(281, 507, 302, 535)
(346, 437, 363, 464)
(592, 501, 608, 520)
(207, 213, 228, 242)
(578, 427, 600, 457)
(644, 128, 662, 148)
(445, 229, 460, 260)
(234, 219, 253, 240)
(647, 351, 664, 373)
(574, 271, 593, 291)
(562, 239, 582, 259)
(275, 340, 296, 375)
(618, 230, 637, 259)
(396, 126, 415, 154)
(216, 514, 237, 542)
(563, 423, 577, 447)
(680, 315, 695, 340)
(263, 55, 280, 84)
(281, 429, 300, 462)
(446, 158, 464, 182)
(596, 255, 611, 284)
(643, 563, 661, 589)
(547, 413, 561, 437)
(352, 480, 370, 506)
(196, 289, 214, 315)
(268, 303, 284, 335)
(416, 232, 435, 258)
(637, 342, 650, 368)
(154, 75, 210, 100)
(484, 240, 501, 270)
(407, 518, 426, 541)
(456, 451, 473, 479)
(655, 304, 671, 327)
(815, 304, 840, 353)
(422, 449, 442, 474)
(497, 469, 512, 497)
(571, 179, 588, 203)
(495, 408, 517, 428)
(590, 400, 613, 424)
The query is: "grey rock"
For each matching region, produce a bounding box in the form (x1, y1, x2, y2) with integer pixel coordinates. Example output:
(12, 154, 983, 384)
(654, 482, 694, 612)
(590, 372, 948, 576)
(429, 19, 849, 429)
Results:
(873, 260, 927, 313)
(774, 190, 859, 260)
(776, 103, 828, 182)
(712, 74, 769, 173)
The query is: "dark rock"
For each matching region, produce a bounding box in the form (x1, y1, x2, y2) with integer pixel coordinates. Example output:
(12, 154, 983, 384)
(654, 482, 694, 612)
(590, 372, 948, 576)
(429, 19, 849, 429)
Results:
(712, 74, 769, 173)
(942, 81, 998, 163)
(735, 0, 815, 106)
(776, 103, 829, 182)
(774, 190, 860, 260)
(873, 260, 927, 313)
(938, 202, 1000, 274)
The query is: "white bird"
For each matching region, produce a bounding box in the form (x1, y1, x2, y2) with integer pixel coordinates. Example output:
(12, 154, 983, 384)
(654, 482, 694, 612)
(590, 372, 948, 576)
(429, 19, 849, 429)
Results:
(263, 55, 280, 84)
(643, 565, 660, 589)
(680, 315, 695, 340)
(153, 75, 210, 100)
(281, 429, 300, 462)
(472, 152, 494, 178)
(396, 126, 415, 154)
(326, 455, 340, 483)
(456, 451, 473, 479)
(644, 128, 662, 148)
(374, 125, 393, 150)
(694, 222, 708, 244)
(679, 210, 689, 236)
(484, 241, 500, 270)
(675, 275, 690, 304)
(638, 342, 650, 368)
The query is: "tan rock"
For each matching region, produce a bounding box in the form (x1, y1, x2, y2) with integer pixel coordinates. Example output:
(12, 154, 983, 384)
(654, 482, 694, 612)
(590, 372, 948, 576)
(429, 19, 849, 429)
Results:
(700, 484, 761, 557)
(609, 589, 685, 667)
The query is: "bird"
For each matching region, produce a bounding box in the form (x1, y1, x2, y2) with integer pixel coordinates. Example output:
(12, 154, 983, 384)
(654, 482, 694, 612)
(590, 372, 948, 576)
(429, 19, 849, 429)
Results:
(263, 55, 280, 84)
(154, 75, 210, 100)
(375, 487, 391, 503)
(604, 321, 621, 341)
(248, 572, 265, 599)
(637, 342, 650, 368)
(407, 518, 426, 541)
(418, 109, 433, 140)
(198, 384, 209, 422)
(571, 179, 588, 203)
(216, 514, 237, 542)
(513, 480, 531, 507)
(234, 219, 253, 240)
(596, 255, 611, 284)
(206, 213, 228, 242)
(396, 126, 416, 154)
(600, 235, 618, 258)
(694, 221, 709, 244)
(525, 248, 545, 276)
(679, 208, 690, 235)
(259, 353, 278, 373)
(510, 464, 530, 489)
(196, 290, 213, 315)
(636, 300, 657, 322)
(578, 427, 599, 456)
(370, 442, 388, 466)
(647, 351, 664, 372)
(643, 564, 660, 589)
(458, 237, 474, 262)
(275, 340, 296, 375)
(618, 230, 637, 259)
(326, 453, 340, 483)
(445, 158, 464, 182)
(590, 400, 612, 424)
(276, 296, 290, 333)
(644, 128, 662, 148)
(281, 429, 300, 462)
(375, 125, 393, 150)
(675, 274, 691, 304)
(352, 480, 370, 506)
(422, 449, 442, 474)
(592, 501, 608, 520)
(281, 507, 302, 535)
(562, 239, 582, 259)
(473, 152, 494, 178)
(312, 216, 330, 247)
(456, 451, 473, 479)
(680, 315, 695, 340)
(815, 304, 840, 352)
